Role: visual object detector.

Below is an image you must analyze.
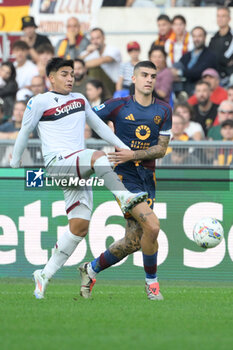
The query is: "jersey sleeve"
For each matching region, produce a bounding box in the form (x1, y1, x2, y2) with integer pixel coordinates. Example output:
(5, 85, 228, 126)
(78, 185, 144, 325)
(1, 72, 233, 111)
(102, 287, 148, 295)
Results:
(92, 98, 125, 122)
(159, 105, 172, 137)
(10, 95, 45, 168)
(92, 101, 114, 121)
(84, 98, 130, 150)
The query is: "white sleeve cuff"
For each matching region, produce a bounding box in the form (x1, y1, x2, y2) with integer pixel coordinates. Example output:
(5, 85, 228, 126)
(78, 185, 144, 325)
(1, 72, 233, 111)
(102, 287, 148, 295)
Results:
(159, 129, 171, 136)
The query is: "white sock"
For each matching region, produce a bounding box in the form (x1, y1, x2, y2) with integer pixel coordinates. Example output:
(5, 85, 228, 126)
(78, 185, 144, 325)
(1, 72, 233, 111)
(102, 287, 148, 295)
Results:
(146, 277, 158, 285)
(87, 262, 97, 279)
(93, 155, 130, 198)
(42, 230, 83, 279)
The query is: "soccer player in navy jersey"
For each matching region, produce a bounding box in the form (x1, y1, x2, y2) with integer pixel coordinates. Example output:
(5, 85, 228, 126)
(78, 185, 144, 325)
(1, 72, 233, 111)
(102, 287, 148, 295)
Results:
(79, 61, 172, 300)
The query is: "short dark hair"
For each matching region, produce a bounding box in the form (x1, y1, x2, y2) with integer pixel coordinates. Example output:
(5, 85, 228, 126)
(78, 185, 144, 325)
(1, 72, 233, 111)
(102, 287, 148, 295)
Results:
(191, 26, 207, 37)
(36, 43, 54, 55)
(195, 79, 211, 90)
(221, 119, 233, 128)
(46, 57, 74, 77)
(87, 79, 105, 99)
(148, 46, 167, 59)
(174, 102, 194, 120)
(134, 60, 157, 73)
(87, 79, 103, 90)
(157, 14, 171, 23)
(227, 85, 233, 91)
(74, 58, 85, 67)
(172, 15, 186, 25)
(12, 40, 29, 51)
(91, 27, 105, 36)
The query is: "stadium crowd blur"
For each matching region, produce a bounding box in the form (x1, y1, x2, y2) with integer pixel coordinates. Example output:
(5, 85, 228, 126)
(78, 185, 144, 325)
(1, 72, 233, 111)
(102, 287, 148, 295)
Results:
(1, 5, 233, 166)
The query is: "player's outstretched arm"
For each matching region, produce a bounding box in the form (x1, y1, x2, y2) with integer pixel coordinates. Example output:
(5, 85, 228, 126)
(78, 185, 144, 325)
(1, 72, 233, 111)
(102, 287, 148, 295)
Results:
(10, 127, 31, 168)
(10, 96, 43, 168)
(108, 135, 170, 164)
(85, 100, 130, 150)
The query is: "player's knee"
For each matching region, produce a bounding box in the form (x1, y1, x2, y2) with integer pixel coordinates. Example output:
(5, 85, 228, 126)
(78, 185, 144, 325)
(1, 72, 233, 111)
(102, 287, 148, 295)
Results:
(69, 221, 89, 237)
(70, 226, 88, 237)
(145, 223, 160, 242)
(91, 150, 106, 168)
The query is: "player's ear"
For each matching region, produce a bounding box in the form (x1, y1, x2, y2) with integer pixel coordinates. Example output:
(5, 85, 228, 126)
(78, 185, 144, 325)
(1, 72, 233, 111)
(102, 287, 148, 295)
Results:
(48, 72, 55, 84)
(132, 75, 136, 84)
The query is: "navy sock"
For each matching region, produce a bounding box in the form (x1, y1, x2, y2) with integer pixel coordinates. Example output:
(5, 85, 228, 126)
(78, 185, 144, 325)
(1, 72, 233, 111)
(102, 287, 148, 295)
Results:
(91, 249, 120, 273)
(143, 252, 158, 279)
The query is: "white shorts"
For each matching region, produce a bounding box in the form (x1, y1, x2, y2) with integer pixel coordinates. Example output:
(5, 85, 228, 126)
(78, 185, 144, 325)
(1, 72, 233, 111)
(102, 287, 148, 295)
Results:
(46, 149, 96, 220)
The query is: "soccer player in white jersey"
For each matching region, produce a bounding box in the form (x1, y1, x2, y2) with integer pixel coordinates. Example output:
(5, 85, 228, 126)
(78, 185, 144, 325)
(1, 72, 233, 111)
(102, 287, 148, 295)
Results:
(10, 57, 147, 299)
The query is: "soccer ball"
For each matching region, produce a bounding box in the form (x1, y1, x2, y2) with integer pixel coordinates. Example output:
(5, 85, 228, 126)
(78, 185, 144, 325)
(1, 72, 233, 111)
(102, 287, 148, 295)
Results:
(193, 217, 224, 248)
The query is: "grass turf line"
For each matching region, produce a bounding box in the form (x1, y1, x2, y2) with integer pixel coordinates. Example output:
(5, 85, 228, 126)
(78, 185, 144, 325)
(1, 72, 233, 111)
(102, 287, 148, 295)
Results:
(0, 279, 233, 350)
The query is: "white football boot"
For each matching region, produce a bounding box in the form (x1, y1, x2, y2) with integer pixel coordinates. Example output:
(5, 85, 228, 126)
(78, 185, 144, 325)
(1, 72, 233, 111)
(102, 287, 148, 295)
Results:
(79, 263, 96, 299)
(117, 191, 148, 214)
(145, 282, 164, 301)
(33, 269, 49, 299)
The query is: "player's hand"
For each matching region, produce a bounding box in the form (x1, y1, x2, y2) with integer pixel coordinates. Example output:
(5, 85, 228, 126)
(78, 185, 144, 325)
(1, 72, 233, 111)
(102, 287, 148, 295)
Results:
(108, 147, 134, 164)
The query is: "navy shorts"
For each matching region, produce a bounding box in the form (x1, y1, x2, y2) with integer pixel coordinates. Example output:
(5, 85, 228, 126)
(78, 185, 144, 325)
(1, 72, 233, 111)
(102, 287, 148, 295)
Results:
(114, 162, 156, 211)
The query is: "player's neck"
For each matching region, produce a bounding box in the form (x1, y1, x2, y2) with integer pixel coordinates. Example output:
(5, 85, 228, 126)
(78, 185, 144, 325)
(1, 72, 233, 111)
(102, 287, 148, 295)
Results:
(134, 92, 153, 107)
(51, 89, 70, 95)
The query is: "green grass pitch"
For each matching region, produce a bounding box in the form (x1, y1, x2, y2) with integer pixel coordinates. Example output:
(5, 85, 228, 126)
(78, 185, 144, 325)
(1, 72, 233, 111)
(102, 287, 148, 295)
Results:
(1, 279, 233, 350)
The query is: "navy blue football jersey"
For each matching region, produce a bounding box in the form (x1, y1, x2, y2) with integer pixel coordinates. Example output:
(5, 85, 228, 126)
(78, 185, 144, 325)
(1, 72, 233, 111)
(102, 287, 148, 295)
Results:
(93, 95, 172, 169)
(93, 96, 172, 210)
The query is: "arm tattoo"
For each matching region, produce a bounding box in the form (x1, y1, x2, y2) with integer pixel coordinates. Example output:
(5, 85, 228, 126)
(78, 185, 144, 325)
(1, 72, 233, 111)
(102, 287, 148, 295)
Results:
(133, 135, 170, 161)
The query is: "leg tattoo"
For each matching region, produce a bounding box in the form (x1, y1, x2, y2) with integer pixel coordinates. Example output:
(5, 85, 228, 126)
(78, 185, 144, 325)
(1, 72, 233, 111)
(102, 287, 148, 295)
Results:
(109, 219, 143, 259)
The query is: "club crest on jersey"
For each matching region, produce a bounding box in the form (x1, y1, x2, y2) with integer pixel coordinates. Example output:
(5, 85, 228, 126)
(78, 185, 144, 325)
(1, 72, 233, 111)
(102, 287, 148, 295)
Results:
(55, 100, 82, 116)
(135, 125, 151, 140)
(94, 103, 105, 111)
(54, 97, 58, 102)
(154, 115, 161, 124)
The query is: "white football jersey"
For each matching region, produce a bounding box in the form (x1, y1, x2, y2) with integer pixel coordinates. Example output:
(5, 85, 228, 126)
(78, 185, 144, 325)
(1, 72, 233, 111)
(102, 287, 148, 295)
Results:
(25, 91, 89, 163)
(11, 90, 129, 168)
